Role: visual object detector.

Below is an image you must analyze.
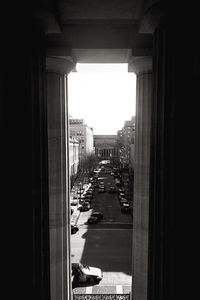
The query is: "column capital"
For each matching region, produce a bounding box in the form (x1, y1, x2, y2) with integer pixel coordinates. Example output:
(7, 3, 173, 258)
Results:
(128, 56, 152, 75)
(46, 56, 76, 75)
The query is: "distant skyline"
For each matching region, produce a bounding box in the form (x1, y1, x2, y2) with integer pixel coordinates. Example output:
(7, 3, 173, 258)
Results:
(68, 63, 136, 135)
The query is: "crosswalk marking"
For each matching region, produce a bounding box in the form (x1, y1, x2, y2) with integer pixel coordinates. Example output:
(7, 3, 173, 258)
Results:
(85, 286, 93, 294)
(116, 285, 123, 294)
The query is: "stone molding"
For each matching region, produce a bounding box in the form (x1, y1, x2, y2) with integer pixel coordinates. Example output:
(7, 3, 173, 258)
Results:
(35, 11, 61, 34)
(128, 56, 152, 75)
(46, 56, 76, 74)
(139, 2, 167, 34)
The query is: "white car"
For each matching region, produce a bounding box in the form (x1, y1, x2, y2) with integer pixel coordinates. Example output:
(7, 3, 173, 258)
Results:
(72, 263, 103, 284)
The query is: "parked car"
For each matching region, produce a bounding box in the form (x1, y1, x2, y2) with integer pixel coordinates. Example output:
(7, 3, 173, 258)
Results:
(120, 198, 129, 206)
(108, 186, 116, 193)
(72, 263, 103, 284)
(71, 225, 79, 234)
(71, 208, 74, 215)
(79, 202, 90, 211)
(71, 199, 79, 206)
(121, 203, 130, 213)
(83, 191, 93, 199)
(118, 192, 126, 200)
(117, 188, 125, 194)
(81, 195, 92, 203)
(98, 187, 105, 193)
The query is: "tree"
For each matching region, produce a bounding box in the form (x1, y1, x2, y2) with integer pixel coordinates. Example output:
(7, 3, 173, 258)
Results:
(79, 153, 99, 174)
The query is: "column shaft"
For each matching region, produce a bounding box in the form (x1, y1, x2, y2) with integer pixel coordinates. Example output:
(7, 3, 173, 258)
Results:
(129, 57, 152, 300)
(46, 56, 75, 300)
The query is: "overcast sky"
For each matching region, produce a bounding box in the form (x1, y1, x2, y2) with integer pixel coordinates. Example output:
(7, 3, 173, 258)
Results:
(68, 63, 136, 135)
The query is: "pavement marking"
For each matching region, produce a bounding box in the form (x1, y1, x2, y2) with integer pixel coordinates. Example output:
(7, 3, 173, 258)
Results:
(85, 286, 93, 294)
(116, 285, 123, 294)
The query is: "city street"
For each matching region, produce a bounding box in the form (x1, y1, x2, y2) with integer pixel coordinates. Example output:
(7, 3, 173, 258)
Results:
(71, 171, 133, 294)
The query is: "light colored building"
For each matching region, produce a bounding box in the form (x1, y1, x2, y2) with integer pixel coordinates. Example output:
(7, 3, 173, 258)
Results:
(69, 137, 79, 178)
(117, 116, 136, 146)
(69, 118, 94, 161)
(94, 135, 119, 164)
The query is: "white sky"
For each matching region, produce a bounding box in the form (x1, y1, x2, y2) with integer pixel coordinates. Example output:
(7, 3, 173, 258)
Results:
(68, 63, 136, 135)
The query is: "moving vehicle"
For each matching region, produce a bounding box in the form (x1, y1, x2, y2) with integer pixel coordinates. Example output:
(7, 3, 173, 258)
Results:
(87, 216, 99, 224)
(72, 263, 103, 284)
(87, 212, 103, 224)
(90, 212, 103, 220)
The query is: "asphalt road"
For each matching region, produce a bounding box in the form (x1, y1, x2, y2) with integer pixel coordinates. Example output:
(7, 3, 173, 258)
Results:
(71, 170, 133, 294)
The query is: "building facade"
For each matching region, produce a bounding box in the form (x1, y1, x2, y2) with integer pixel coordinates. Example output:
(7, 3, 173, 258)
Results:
(94, 135, 119, 164)
(69, 137, 79, 184)
(117, 116, 136, 168)
(69, 118, 94, 161)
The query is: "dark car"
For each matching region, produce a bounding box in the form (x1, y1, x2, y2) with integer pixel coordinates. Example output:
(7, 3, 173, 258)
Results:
(71, 225, 79, 234)
(91, 212, 103, 220)
(72, 263, 103, 284)
(79, 202, 90, 211)
(117, 188, 125, 194)
(87, 212, 103, 224)
(84, 190, 93, 196)
(118, 192, 126, 200)
(98, 186, 105, 192)
(82, 195, 92, 203)
(87, 216, 99, 224)
(108, 186, 116, 193)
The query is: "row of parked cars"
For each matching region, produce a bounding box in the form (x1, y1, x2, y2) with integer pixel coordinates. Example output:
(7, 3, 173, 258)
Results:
(117, 188, 132, 213)
(71, 175, 105, 232)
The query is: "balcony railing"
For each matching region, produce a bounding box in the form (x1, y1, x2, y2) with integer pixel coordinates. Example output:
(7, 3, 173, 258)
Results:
(73, 295, 130, 300)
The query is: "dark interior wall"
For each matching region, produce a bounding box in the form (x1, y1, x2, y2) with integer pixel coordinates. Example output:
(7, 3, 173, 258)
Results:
(148, 18, 200, 300)
(1, 7, 50, 300)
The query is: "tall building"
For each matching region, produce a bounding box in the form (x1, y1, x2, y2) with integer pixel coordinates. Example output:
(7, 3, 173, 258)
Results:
(117, 116, 136, 146)
(69, 118, 94, 161)
(117, 116, 136, 168)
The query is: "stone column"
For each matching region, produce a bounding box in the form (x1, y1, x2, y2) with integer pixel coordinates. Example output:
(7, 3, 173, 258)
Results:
(46, 56, 76, 300)
(128, 56, 152, 300)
